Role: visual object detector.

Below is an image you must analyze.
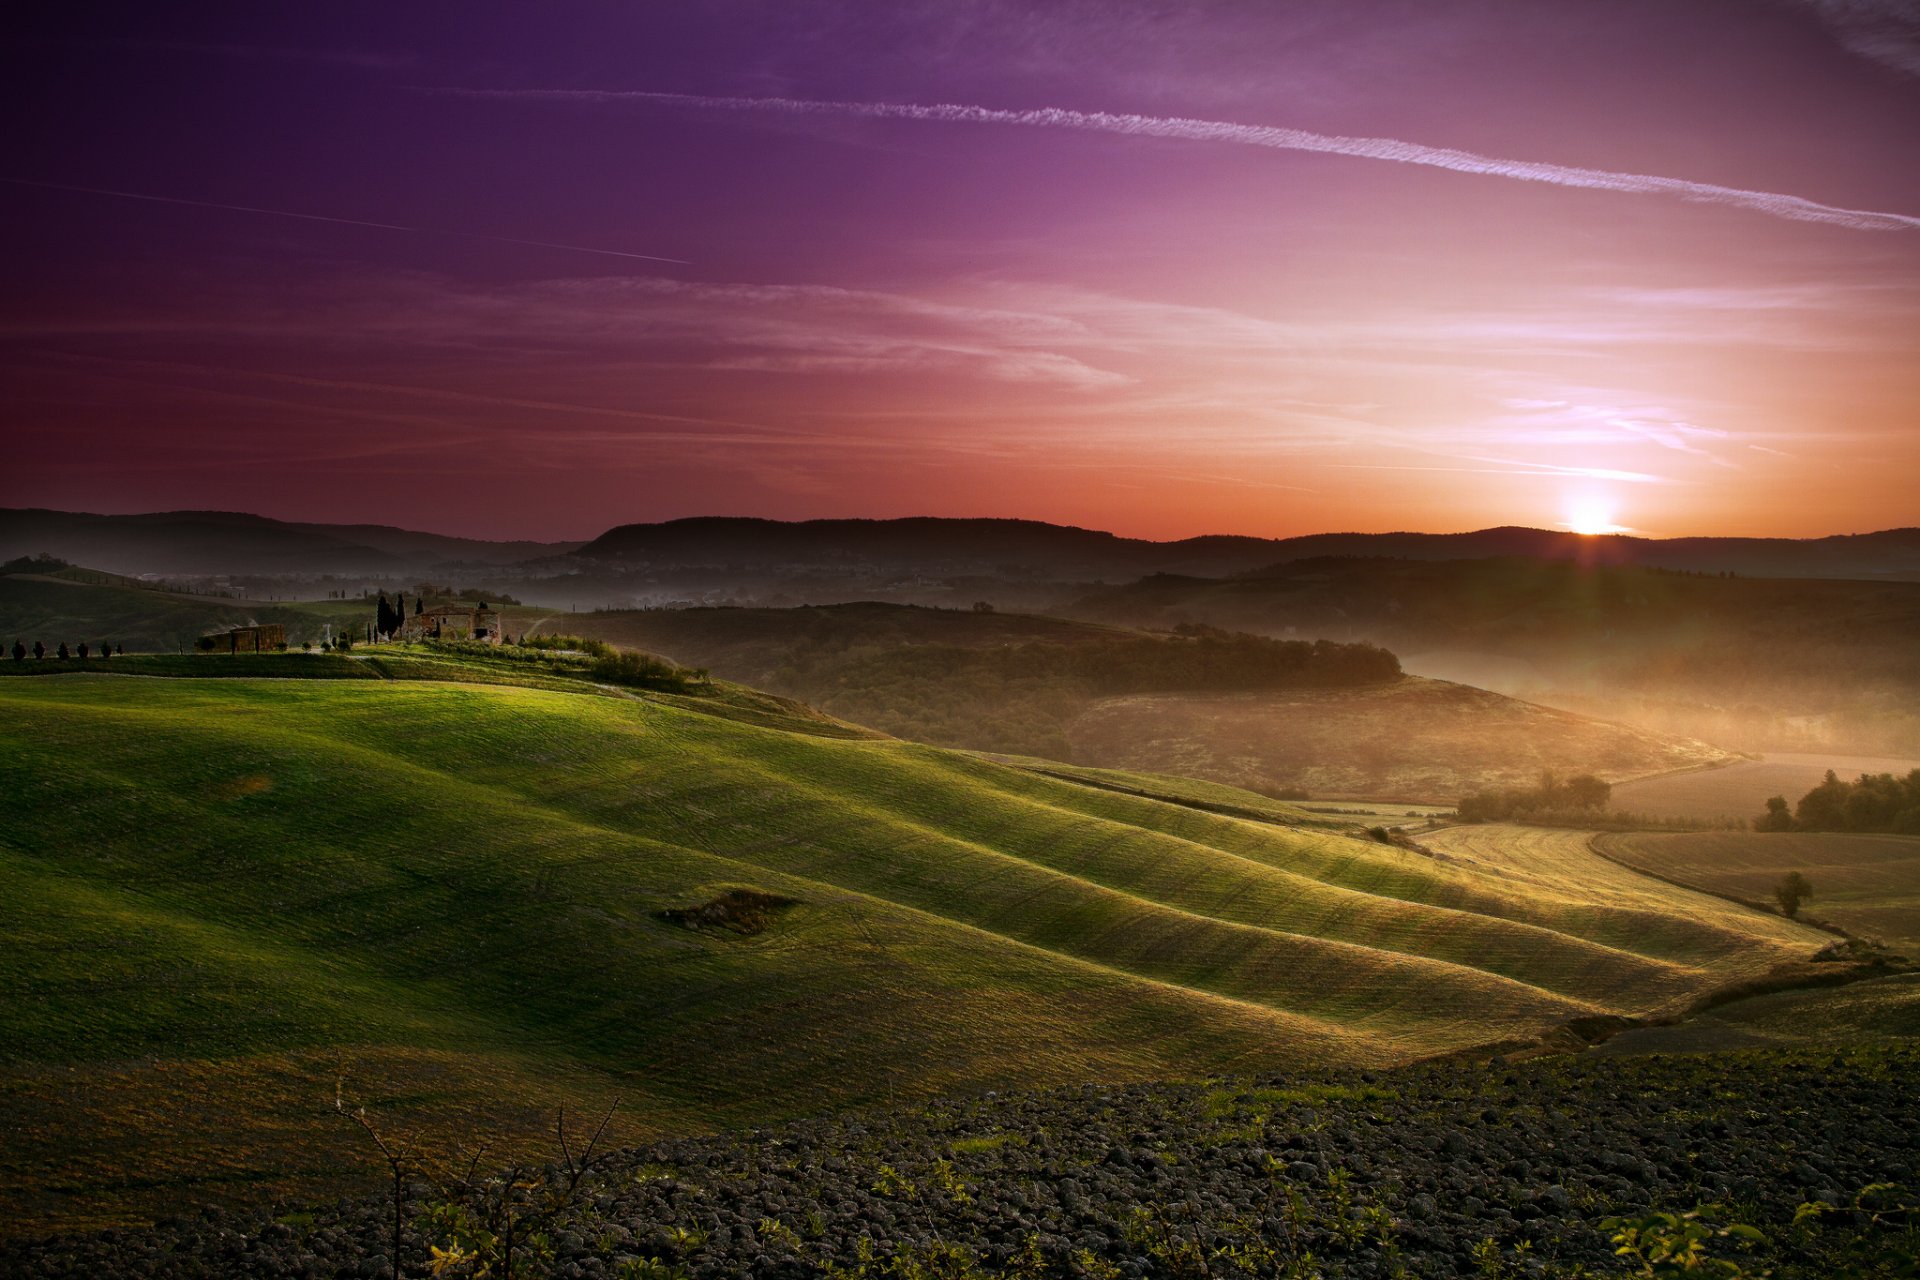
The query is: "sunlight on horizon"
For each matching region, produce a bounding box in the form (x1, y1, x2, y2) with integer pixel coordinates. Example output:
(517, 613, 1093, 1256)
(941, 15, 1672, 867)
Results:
(1564, 495, 1631, 536)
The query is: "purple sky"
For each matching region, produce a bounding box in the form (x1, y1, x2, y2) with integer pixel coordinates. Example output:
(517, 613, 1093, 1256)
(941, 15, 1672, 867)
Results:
(3, 1, 1917, 540)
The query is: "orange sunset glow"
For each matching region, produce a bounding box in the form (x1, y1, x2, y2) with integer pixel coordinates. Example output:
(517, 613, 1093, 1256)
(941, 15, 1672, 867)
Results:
(3, 3, 1916, 540)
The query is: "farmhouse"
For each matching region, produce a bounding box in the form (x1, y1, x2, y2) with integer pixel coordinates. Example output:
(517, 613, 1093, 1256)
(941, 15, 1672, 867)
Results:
(196, 624, 287, 654)
(400, 603, 501, 644)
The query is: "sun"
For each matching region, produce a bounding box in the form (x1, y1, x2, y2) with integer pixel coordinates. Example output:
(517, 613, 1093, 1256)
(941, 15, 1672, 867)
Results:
(1565, 496, 1625, 536)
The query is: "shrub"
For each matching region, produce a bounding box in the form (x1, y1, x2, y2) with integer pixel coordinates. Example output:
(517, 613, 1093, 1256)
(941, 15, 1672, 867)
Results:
(590, 650, 689, 691)
(1774, 871, 1814, 919)
(522, 633, 614, 658)
(1458, 772, 1611, 822)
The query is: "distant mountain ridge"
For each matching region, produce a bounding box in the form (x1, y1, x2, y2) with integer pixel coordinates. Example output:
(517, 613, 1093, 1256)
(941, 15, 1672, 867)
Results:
(577, 516, 1920, 581)
(574, 515, 1286, 577)
(4, 507, 1916, 582)
(0, 508, 584, 578)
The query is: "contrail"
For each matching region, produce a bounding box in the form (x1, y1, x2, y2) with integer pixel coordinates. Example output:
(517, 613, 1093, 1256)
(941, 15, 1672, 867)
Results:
(0, 176, 692, 264)
(448, 88, 1920, 233)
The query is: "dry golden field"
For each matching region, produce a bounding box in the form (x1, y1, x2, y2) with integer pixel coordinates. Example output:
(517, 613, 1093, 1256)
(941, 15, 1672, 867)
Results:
(1595, 829, 1920, 954)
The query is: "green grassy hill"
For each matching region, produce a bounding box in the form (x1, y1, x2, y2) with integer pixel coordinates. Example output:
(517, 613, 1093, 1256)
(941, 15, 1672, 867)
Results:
(527, 602, 1734, 800)
(0, 655, 1824, 1233)
(0, 559, 368, 654)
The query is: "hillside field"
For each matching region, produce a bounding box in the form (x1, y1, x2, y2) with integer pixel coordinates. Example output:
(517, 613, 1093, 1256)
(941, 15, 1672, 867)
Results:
(1594, 973, 1920, 1055)
(1063, 678, 1730, 803)
(0, 563, 369, 654)
(528, 603, 1735, 801)
(0, 655, 1827, 1234)
(1595, 829, 1920, 954)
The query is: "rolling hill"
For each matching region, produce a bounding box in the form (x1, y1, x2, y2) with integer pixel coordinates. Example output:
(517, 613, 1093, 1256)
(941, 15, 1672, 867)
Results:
(0, 651, 1825, 1232)
(0, 558, 373, 654)
(573, 517, 1920, 583)
(8, 509, 1916, 615)
(0, 508, 581, 579)
(525, 602, 1736, 801)
(1594, 830, 1920, 955)
(1068, 557, 1920, 756)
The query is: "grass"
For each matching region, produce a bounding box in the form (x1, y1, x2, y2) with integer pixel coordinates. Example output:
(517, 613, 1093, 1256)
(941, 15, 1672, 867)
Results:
(0, 656, 1830, 1235)
(1594, 830, 1920, 954)
(1594, 973, 1920, 1056)
(0, 570, 369, 654)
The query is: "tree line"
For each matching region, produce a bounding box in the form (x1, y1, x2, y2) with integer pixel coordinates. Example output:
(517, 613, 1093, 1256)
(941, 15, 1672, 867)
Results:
(10, 639, 120, 661)
(1756, 769, 1920, 834)
(840, 630, 1401, 698)
(1457, 771, 1612, 823)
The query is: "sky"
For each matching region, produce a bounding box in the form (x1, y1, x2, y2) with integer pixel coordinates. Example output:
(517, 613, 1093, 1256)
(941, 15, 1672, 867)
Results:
(2, 1, 1917, 542)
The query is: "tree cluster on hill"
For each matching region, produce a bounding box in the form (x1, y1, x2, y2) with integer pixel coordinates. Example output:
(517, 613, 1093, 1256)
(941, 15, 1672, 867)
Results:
(520, 633, 615, 657)
(0, 554, 71, 576)
(440, 633, 702, 691)
(588, 650, 699, 691)
(373, 591, 421, 640)
(406, 582, 521, 606)
(1757, 769, 1920, 834)
(840, 631, 1399, 699)
(1457, 771, 1612, 823)
(10, 638, 117, 661)
(791, 631, 1398, 760)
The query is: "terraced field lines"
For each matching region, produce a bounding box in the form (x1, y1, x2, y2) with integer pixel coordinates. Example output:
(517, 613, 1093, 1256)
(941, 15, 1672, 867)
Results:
(1595, 830, 1920, 954)
(0, 670, 1835, 1233)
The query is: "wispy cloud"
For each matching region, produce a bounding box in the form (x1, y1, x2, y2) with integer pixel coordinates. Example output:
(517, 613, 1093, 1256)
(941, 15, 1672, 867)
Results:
(0, 177, 691, 265)
(1323, 461, 1673, 484)
(444, 87, 1920, 233)
(1788, 0, 1920, 78)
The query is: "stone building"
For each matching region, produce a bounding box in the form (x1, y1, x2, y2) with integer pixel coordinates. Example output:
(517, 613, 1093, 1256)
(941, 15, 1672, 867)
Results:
(196, 624, 287, 654)
(399, 604, 501, 644)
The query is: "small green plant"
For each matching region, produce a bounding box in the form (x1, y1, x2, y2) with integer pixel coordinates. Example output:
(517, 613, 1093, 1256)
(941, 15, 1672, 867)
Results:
(1465, 1236, 1536, 1279)
(872, 1164, 917, 1199)
(929, 1157, 973, 1206)
(1604, 1204, 1766, 1278)
(660, 1224, 709, 1254)
(615, 1259, 690, 1280)
(757, 1217, 804, 1250)
(1792, 1182, 1920, 1276)
(949, 1132, 1018, 1155)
